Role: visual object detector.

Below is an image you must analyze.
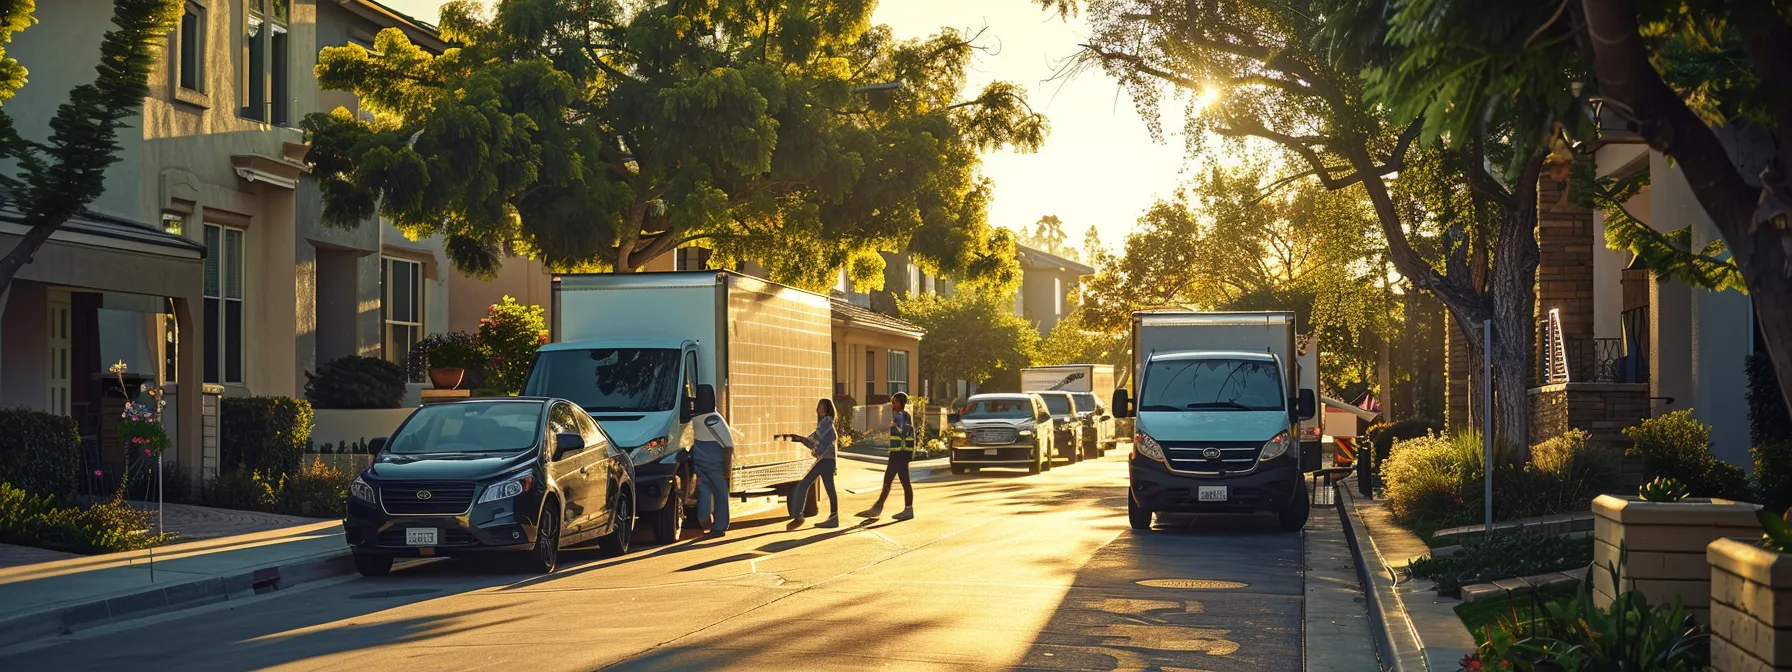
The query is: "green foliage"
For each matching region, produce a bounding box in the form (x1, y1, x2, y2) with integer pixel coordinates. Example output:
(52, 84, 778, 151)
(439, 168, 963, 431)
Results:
(1639, 477, 1691, 503)
(1366, 417, 1444, 466)
(1572, 166, 1745, 293)
(1748, 354, 1792, 448)
(0, 482, 176, 555)
(1035, 309, 1129, 373)
(1408, 529, 1593, 598)
(897, 289, 1038, 387)
(304, 356, 407, 409)
(269, 461, 352, 518)
(220, 397, 314, 477)
(477, 296, 547, 395)
(304, 0, 1043, 288)
(1754, 440, 1792, 513)
(198, 467, 274, 513)
(1383, 430, 1617, 536)
(408, 331, 482, 379)
(1455, 585, 1579, 647)
(116, 400, 169, 456)
(0, 409, 81, 502)
(0, 0, 183, 294)
(1623, 410, 1749, 500)
(1467, 550, 1708, 671)
(1382, 432, 1483, 529)
(1022, 215, 1077, 261)
(1759, 508, 1792, 554)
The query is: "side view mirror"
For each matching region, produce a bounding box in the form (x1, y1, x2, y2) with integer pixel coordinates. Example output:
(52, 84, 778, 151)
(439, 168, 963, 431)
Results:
(1296, 389, 1317, 421)
(367, 437, 387, 454)
(1111, 389, 1133, 419)
(947, 413, 961, 424)
(554, 432, 585, 460)
(694, 384, 717, 415)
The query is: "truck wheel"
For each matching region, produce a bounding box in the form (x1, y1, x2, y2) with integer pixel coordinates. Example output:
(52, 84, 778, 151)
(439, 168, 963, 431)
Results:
(649, 475, 686, 544)
(1083, 435, 1100, 461)
(1029, 446, 1042, 474)
(1279, 479, 1312, 532)
(951, 464, 968, 475)
(1128, 491, 1152, 531)
(353, 552, 392, 577)
(801, 481, 820, 517)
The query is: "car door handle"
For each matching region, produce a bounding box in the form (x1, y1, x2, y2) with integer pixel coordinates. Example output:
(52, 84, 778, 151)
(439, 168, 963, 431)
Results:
(579, 466, 590, 475)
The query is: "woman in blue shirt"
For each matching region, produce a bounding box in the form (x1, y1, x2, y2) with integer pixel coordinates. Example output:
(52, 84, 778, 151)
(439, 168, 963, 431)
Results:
(782, 398, 840, 529)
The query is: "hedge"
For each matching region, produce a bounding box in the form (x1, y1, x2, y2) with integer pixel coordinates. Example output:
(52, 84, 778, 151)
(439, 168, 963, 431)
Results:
(1365, 417, 1443, 465)
(1747, 354, 1791, 448)
(0, 409, 82, 501)
(221, 397, 313, 476)
(304, 356, 407, 409)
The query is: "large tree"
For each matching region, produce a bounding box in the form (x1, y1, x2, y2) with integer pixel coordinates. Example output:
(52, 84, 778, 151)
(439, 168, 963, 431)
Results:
(306, 0, 1047, 290)
(898, 288, 1039, 394)
(0, 0, 182, 296)
(1038, 0, 1551, 458)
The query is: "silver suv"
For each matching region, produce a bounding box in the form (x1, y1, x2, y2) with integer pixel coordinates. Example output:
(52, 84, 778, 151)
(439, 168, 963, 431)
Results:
(947, 393, 1055, 475)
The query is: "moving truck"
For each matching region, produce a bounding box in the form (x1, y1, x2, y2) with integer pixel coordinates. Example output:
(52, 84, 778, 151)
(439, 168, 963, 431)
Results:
(521, 271, 829, 543)
(1298, 338, 1323, 452)
(1022, 364, 1119, 456)
(1112, 311, 1318, 531)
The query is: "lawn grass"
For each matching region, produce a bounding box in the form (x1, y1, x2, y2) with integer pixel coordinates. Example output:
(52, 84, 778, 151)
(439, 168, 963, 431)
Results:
(1454, 585, 1580, 646)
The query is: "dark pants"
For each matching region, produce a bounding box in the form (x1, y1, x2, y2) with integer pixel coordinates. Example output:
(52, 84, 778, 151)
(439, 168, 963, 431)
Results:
(789, 458, 837, 517)
(875, 451, 914, 508)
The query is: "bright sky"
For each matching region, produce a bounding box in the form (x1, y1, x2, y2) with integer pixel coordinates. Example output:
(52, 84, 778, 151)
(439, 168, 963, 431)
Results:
(376, 0, 1189, 256)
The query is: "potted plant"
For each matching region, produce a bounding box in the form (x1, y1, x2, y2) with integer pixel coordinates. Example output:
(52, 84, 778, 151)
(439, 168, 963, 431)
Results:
(410, 332, 480, 390)
(1707, 509, 1792, 671)
(1591, 481, 1761, 623)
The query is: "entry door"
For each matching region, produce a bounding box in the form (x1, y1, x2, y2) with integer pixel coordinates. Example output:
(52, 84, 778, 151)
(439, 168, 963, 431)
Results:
(47, 290, 71, 416)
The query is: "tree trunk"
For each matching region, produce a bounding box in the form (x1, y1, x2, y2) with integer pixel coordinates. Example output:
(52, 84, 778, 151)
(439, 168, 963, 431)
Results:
(0, 223, 64, 297)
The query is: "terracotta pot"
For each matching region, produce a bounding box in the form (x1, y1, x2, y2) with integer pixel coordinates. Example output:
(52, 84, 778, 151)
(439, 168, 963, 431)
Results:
(428, 367, 466, 390)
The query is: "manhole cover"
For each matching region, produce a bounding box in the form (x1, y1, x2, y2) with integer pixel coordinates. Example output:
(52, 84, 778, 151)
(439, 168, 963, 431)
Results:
(350, 588, 440, 599)
(1136, 578, 1248, 589)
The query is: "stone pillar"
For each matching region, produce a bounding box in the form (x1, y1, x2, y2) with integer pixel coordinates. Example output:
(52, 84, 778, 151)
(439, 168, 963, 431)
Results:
(1536, 169, 1596, 380)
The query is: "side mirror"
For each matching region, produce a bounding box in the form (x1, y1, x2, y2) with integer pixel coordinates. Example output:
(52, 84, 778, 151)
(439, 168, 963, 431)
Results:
(1297, 389, 1317, 421)
(367, 437, 387, 454)
(695, 384, 717, 415)
(554, 432, 585, 460)
(948, 413, 961, 424)
(1111, 389, 1133, 419)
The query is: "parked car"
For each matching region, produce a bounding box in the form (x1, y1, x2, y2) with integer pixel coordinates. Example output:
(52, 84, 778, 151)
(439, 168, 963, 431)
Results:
(1070, 391, 1114, 459)
(946, 393, 1055, 475)
(344, 397, 637, 576)
(1034, 390, 1086, 465)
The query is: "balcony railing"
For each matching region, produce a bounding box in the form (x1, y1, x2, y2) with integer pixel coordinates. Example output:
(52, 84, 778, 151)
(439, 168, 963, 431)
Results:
(1538, 308, 1651, 386)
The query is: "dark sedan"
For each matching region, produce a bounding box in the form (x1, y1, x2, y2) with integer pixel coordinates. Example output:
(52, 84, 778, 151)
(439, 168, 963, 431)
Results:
(344, 397, 636, 576)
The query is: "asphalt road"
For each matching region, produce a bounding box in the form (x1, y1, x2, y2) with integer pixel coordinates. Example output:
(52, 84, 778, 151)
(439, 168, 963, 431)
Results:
(4, 449, 1315, 671)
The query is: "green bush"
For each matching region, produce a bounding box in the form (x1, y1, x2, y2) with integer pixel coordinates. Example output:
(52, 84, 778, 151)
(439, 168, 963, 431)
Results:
(1747, 354, 1792, 510)
(1624, 410, 1749, 500)
(198, 467, 275, 512)
(0, 409, 82, 502)
(1467, 554, 1707, 670)
(220, 397, 313, 477)
(1384, 429, 1618, 537)
(0, 482, 176, 554)
(1529, 429, 1618, 508)
(304, 356, 407, 409)
(1754, 440, 1792, 512)
(1382, 432, 1480, 530)
(408, 331, 482, 380)
(477, 296, 548, 395)
(1366, 417, 1443, 466)
(1408, 529, 1594, 597)
(270, 460, 351, 518)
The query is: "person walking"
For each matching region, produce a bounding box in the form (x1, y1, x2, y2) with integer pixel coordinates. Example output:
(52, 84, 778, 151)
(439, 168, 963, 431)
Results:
(691, 405, 735, 537)
(781, 398, 840, 529)
(858, 392, 916, 521)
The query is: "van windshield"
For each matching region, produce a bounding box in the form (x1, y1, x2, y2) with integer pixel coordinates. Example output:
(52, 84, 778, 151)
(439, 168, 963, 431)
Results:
(1139, 358, 1285, 412)
(387, 401, 542, 454)
(1071, 393, 1097, 413)
(1041, 395, 1072, 416)
(523, 348, 682, 412)
(960, 399, 1033, 420)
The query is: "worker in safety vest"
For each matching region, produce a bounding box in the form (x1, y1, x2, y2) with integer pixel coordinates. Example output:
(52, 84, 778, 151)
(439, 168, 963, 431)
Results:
(858, 392, 916, 520)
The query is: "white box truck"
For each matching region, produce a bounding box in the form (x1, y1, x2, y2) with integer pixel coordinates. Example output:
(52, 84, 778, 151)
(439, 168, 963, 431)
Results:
(1298, 337, 1322, 451)
(1022, 364, 1119, 457)
(1113, 311, 1318, 531)
(521, 271, 830, 543)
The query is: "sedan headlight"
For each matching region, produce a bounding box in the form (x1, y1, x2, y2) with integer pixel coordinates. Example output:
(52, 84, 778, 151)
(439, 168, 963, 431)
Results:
(350, 476, 376, 503)
(1258, 431, 1292, 461)
(627, 436, 669, 464)
(477, 472, 535, 504)
(1134, 432, 1165, 461)
(1017, 427, 1036, 438)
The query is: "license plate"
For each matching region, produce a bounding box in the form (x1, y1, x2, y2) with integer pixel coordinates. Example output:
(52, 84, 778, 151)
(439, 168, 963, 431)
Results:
(984, 449, 999, 456)
(1197, 486, 1228, 502)
(405, 528, 438, 546)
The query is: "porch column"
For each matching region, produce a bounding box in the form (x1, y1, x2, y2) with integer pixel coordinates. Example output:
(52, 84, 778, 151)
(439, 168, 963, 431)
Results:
(173, 296, 203, 470)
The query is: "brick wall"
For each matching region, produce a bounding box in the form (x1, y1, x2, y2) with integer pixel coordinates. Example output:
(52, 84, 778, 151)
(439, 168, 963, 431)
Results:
(1530, 382, 1650, 486)
(1448, 318, 1470, 433)
(1536, 172, 1596, 371)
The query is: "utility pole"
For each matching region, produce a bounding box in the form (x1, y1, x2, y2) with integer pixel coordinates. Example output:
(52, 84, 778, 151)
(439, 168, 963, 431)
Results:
(1378, 255, 1394, 420)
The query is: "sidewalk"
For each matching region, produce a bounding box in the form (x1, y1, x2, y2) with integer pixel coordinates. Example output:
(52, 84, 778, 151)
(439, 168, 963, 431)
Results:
(1338, 482, 1476, 671)
(0, 506, 352, 650)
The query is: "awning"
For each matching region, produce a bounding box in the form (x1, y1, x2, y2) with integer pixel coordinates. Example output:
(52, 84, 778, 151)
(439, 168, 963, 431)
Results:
(1322, 396, 1381, 422)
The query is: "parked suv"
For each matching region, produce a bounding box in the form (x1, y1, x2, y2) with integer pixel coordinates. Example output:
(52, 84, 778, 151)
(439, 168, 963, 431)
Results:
(1070, 391, 1114, 459)
(344, 397, 636, 576)
(947, 393, 1055, 475)
(1034, 391, 1086, 465)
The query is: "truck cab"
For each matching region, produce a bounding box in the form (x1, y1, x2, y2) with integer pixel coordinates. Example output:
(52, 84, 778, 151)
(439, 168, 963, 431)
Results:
(521, 339, 702, 544)
(1114, 350, 1316, 531)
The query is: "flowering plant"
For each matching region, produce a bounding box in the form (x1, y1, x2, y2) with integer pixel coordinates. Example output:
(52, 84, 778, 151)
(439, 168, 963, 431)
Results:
(111, 362, 169, 455)
(476, 296, 548, 395)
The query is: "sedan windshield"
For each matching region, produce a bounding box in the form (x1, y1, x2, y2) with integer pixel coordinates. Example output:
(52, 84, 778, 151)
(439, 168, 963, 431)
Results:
(1139, 358, 1285, 412)
(523, 348, 682, 412)
(961, 399, 1033, 420)
(387, 402, 543, 455)
(1041, 395, 1072, 416)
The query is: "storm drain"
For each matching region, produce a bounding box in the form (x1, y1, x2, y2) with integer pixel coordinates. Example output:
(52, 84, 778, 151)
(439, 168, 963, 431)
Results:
(350, 588, 441, 600)
(1135, 578, 1248, 590)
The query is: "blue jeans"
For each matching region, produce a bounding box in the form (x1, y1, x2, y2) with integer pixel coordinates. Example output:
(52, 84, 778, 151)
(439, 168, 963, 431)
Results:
(693, 440, 729, 533)
(788, 458, 838, 518)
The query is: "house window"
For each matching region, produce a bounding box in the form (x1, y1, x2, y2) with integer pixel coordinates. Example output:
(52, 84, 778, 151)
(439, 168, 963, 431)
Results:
(1054, 277, 1063, 316)
(886, 350, 910, 396)
(676, 246, 711, 271)
(240, 0, 288, 123)
(203, 223, 245, 384)
(907, 264, 920, 295)
(178, 1, 205, 91)
(382, 257, 424, 368)
(864, 349, 876, 401)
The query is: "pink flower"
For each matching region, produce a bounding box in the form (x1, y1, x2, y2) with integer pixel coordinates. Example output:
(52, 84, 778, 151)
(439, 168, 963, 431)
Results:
(93, 470, 103, 477)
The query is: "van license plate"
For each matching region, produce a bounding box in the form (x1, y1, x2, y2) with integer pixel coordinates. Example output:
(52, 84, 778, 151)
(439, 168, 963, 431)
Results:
(405, 528, 438, 546)
(1197, 486, 1228, 502)
(984, 449, 998, 456)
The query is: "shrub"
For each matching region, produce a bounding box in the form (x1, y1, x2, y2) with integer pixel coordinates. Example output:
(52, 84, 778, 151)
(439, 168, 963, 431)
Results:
(1382, 432, 1481, 529)
(1408, 529, 1593, 597)
(0, 409, 82, 502)
(1754, 440, 1792, 512)
(477, 296, 548, 395)
(271, 460, 352, 518)
(408, 331, 483, 380)
(1366, 417, 1443, 466)
(0, 482, 176, 554)
(220, 397, 313, 477)
(198, 467, 275, 512)
(1383, 429, 1616, 536)
(1623, 410, 1748, 499)
(1529, 429, 1618, 507)
(304, 356, 407, 409)
(1468, 554, 1707, 671)
(1747, 354, 1791, 447)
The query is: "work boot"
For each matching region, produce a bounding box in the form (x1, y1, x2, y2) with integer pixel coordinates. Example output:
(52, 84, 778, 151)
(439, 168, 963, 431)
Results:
(893, 507, 915, 521)
(856, 503, 884, 518)
(816, 515, 840, 528)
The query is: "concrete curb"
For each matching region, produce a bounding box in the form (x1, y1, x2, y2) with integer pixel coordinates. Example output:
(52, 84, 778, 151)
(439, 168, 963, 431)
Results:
(1336, 481, 1403, 672)
(1338, 482, 1477, 671)
(0, 548, 354, 649)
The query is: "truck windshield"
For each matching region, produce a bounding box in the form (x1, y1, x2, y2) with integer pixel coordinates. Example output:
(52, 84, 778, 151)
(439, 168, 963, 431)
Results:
(1071, 393, 1097, 413)
(1042, 395, 1072, 416)
(1139, 358, 1284, 412)
(960, 399, 1033, 420)
(523, 348, 682, 412)
(387, 401, 542, 455)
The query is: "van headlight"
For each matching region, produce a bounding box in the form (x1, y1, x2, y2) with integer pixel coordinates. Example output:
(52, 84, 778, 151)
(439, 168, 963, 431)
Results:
(627, 436, 669, 463)
(1258, 431, 1292, 461)
(350, 476, 376, 503)
(1134, 432, 1165, 461)
(1017, 427, 1036, 438)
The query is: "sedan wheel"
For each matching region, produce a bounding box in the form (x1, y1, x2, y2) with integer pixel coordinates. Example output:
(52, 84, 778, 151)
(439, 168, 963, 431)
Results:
(520, 504, 560, 574)
(598, 490, 634, 557)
